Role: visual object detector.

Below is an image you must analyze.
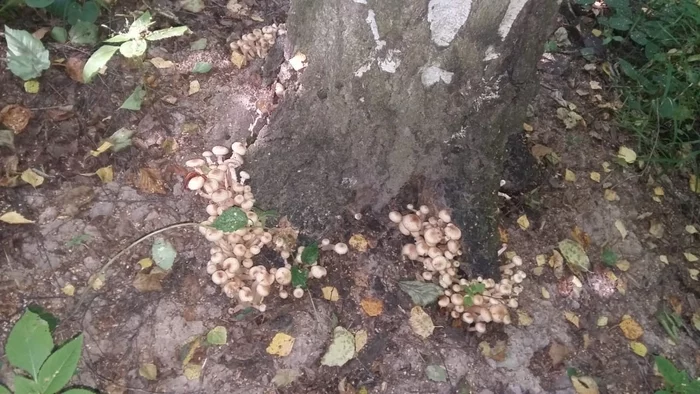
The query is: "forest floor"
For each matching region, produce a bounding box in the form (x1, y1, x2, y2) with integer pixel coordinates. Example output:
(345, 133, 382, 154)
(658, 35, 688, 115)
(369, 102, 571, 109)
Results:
(1, 2, 699, 394)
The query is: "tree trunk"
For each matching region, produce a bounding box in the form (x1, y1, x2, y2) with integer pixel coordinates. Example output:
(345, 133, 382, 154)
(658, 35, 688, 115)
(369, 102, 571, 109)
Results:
(248, 0, 558, 278)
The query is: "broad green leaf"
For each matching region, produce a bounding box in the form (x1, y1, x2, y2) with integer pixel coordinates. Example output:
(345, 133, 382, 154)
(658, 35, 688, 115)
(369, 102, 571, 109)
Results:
(105, 127, 135, 151)
(425, 365, 447, 382)
(119, 39, 147, 58)
(151, 237, 176, 270)
(14, 375, 40, 393)
(128, 11, 152, 36)
(606, 16, 632, 31)
(78, 1, 99, 23)
(0, 129, 15, 150)
(146, 26, 189, 41)
(61, 389, 97, 394)
(25, 0, 54, 8)
(465, 282, 485, 295)
(558, 239, 590, 271)
(4, 26, 51, 80)
(37, 334, 84, 394)
(398, 281, 443, 306)
(27, 304, 59, 332)
(189, 38, 207, 50)
(50, 26, 68, 43)
(320, 326, 355, 367)
(206, 326, 227, 345)
(191, 62, 212, 74)
(0, 384, 10, 394)
(601, 248, 617, 267)
(291, 266, 307, 289)
(5, 310, 54, 379)
(212, 207, 247, 232)
(120, 85, 146, 110)
(104, 33, 135, 43)
(68, 22, 98, 46)
(654, 356, 680, 385)
(83, 45, 119, 82)
(301, 242, 319, 265)
(63, 1, 84, 25)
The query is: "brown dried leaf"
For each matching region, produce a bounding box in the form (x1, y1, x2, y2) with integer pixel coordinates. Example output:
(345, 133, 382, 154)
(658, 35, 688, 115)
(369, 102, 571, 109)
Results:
(571, 226, 591, 249)
(564, 311, 580, 328)
(360, 298, 383, 317)
(133, 267, 168, 292)
(32, 27, 51, 39)
(0, 105, 32, 134)
(136, 168, 167, 194)
(619, 316, 643, 340)
(47, 105, 74, 121)
(531, 144, 553, 162)
(409, 306, 434, 339)
(65, 57, 85, 83)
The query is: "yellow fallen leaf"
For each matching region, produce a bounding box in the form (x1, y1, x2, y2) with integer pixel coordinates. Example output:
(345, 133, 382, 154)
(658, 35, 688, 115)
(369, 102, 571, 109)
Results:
(589, 80, 602, 90)
(614, 220, 627, 239)
(571, 376, 600, 394)
(629, 341, 647, 357)
(690, 174, 699, 193)
(89, 273, 105, 290)
(602, 161, 612, 173)
(517, 310, 533, 326)
(532, 266, 544, 276)
(590, 172, 601, 182)
(536, 254, 546, 266)
(360, 298, 383, 317)
(24, 80, 40, 94)
(541, 287, 550, 299)
(183, 363, 201, 380)
(616, 279, 627, 295)
(684, 252, 698, 262)
(348, 234, 369, 252)
(596, 316, 608, 327)
(90, 141, 113, 157)
(583, 333, 591, 349)
(21, 168, 44, 187)
(619, 316, 643, 340)
(95, 166, 113, 183)
(617, 146, 637, 163)
(266, 333, 295, 357)
(690, 269, 699, 281)
(139, 363, 158, 380)
(409, 306, 434, 339)
(517, 215, 530, 230)
(649, 220, 665, 238)
(659, 255, 669, 264)
(61, 283, 75, 296)
(564, 311, 580, 328)
(686, 225, 698, 234)
(230, 51, 247, 69)
(592, 29, 602, 37)
(604, 189, 619, 201)
(505, 251, 517, 260)
(149, 57, 174, 69)
(188, 80, 200, 95)
(523, 123, 534, 132)
(565, 169, 577, 182)
(138, 257, 153, 269)
(652, 196, 662, 203)
(0, 211, 35, 224)
(653, 186, 664, 196)
(354, 329, 368, 353)
(616, 260, 630, 272)
(321, 286, 340, 302)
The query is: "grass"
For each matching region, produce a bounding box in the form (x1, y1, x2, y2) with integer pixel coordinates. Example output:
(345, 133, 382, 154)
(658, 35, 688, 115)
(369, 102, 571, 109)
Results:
(579, 0, 700, 173)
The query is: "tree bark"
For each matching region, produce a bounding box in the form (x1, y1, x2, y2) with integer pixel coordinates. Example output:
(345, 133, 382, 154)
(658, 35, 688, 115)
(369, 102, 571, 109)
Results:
(248, 0, 558, 278)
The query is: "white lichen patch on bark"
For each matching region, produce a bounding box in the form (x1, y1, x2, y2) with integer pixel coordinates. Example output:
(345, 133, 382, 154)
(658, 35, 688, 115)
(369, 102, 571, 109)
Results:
(427, 0, 472, 47)
(483, 45, 500, 61)
(366, 10, 386, 50)
(355, 62, 373, 77)
(421, 65, 454, 87)
(354, 10, 402, 76)
(379, 49, 401, 73)
(498, 0, 530, 40)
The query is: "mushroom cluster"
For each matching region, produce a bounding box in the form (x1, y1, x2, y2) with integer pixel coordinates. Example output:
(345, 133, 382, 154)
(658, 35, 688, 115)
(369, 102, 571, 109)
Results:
(230, 23, 287, 63)
(389, 205, 526, 333)
(185, 143, 342, 311)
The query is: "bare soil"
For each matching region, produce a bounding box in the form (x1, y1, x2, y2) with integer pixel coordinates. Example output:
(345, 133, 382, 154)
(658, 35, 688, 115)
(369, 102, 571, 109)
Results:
(1, 4, 699, 394)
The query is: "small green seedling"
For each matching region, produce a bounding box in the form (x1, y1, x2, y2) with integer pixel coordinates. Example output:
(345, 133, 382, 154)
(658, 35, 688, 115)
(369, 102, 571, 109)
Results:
(1, 309, 96, 394)
(462, 282, 486, 307)
(83, 11, 188, 83)
(654, 356, 700, 394)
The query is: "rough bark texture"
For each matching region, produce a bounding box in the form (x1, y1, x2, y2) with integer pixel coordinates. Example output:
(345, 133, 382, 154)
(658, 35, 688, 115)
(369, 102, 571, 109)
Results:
(248, 0, 558, 278)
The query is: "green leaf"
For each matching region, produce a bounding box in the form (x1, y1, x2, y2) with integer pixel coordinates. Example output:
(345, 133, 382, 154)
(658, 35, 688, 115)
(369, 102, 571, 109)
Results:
(301, 242, 319, 265)
(5, 310, 54, 379)
(36, 334, 84, 394)
(63, 1, 84, 25)
(189, 38, 207, 50)
(83, 45, 119, 82)
(78, 1, 99, 23)
(120, 85, 146, 110)
(151, 237, 177, 270)
(50, 26, 68, 43)
(4, 26, 51, 81)
(425, 365, 447, 382)
(119, 38, 147, 58)
(61, 389, 98, 394)
(252, 208, 277, 226)
(105, 127, 134, 151)
(654, 356, 680, 385)
(212, 207, 247, 232)
(206, 326, 227, 345)
(27, 304, 59, 332)
(104, 33, 134, 43)
(128, 11, 152, 36)
(68, 22, 98, 46)
(566, 367, 579, 377)
(398, 281, 443, 306)
(146, 26, 189, 41)
(25, 0, 54, 8)
(291, 266, 308, 289)
(606, 16, 632, 31)
(191, 62, 212, 74)
(320, 326, 355, 367)
(558, 239, 590, 271)
(0, 129, 15, 150)
(463, 295, 473, 306)
(14, 375, 40, 394)
(629, 30, 647, 45)
(601, 248, 618, 267)
(0, 384, 11, 394)
(465, 282, 485, 295)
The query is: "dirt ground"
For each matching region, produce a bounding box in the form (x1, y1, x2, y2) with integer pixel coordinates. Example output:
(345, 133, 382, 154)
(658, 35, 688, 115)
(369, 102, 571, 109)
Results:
(1, 3, 699, 394)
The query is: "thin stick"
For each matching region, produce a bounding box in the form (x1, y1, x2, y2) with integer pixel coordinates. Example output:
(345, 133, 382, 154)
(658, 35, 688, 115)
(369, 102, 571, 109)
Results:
(69, 222, 199, 317)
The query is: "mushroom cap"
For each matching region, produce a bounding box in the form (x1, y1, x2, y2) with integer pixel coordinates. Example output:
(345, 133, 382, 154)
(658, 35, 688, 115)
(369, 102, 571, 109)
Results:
(256, 283, 271, 297)
(419, 205, 430, 215)
(388, 211, 402, 223)
(438, 209, 451, 223)
(437, 296, 450, 308)
(238, 287, 254, 302)
(241, 200, 254, 210)
(208, 169, 226, 182)
(444, 224, 462, 240)
(398, 222, 411, 236)
(233, 244, 247, 257)
(428, 247, 443, 259)
(231, 142, 247, 156)
(432, 256, 449, 271)
(239, 171, 250, 180)
(310, 265, 327, 279)
(293, 288, 304, 298)
(462, 312, 475, 324)
(203, 179, 220, 194)
(333, 243, 348, 255)
(210, 252, 225, 264)
(187, 175, 205, 190)
(206, 204, 218, 216)
(222, 258, 240, 274)
(402, 244, 418, 260)
(422, 271, 433, 281)
(447, 240, 460, 254)
(186, 158, 206, 168)
(249, 266, 267, 281)
(489, 304, 509, 323)
(211, 189, 230, 203)
(279, 289, 289, 299)
(275, 267, 292, 285)
(206, 263, 217, 274)
(474, 322, 486, 333)
(242, 258, 254, 268)
(512, 255, 523, 266)
(416, 242, 429, 256)
(205, 228, 224, 242)
(212, 270, 227, 285)
(212, 145, 230, 156)
(401, 214, 422, 233)
(450, 293, 464, 306)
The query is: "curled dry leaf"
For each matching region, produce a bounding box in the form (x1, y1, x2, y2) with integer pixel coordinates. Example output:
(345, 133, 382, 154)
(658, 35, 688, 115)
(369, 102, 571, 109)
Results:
(0, 105, 32, 134)
(133, 267, 168, 292)
(617, 146, 637, 164)
(139, 363, 158, 380)
(523, 123, 534, 132)
(409, 306, 434, 339)
(188, 80, 200, 95)
(604, 189, 619, 201)
(65, 57, 85, 83)
(684, 252, 698, 263)
(541, 287, 550, 299)
(0, 211, 34, 224)
(629, 341, 647, 357)
(136, 168, 167, 194)
(61, 283, 75, 296)
(614, 220, 627, 239)
(565, 169, 576, 182)
(20, 168, 44, 187)
(619, 316, 643, 340)
(686, 225, 698, 234)
(564, 311, 580, 328)
(95, 166, 113, 183)
(360, 298, 383, 317)
(517, 214, 530, 230)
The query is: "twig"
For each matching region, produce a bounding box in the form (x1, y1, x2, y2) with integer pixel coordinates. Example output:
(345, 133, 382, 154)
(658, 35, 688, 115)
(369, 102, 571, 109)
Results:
(69, 222, 198, 318)
(4, 249, 21, 289)
(306, 289, 321, 327)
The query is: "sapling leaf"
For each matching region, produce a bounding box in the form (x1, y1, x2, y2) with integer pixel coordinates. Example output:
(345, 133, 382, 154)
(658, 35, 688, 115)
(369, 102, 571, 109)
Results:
(425, 365, 447, 382)
(120, 85, 146, 110)
(0, 384, 10, 394)
(192, 62, 212, 73)
(398, 281, 443, 306)
(146, 26, 189, 41)
(27, 304, 59, 332)
(69, 22, 98, 46)
(301, 242, 319, 265)
(5, 310, 54, 379)
(4, 26, 51, 81)
(50, 26, 68, 43)
(78, 1, 100, 23)
(26, 0, 54, 7)
(252, 208, 277, 226)
(62, 389, 98, 394)
(151, 237, 177, 270)
(83, 45, 120, 82)
(119, 38, 147, 58)
(601, 248, 617, 267)
(128, 11, 152, 36)
(291, 266, 308, 289)
(654, 356, 681, 386)
(206, 326, 227, 345)
(212, 207, 247, 232)
(463, 295, 473, 307)
(14, 375, 40, 393)
(37, 334, 84, 394)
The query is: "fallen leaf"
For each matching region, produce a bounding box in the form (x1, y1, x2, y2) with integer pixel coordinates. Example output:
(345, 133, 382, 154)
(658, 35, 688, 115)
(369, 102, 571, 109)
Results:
(272, 369, 300, 387)
(583, 333, 591, 349)
(20, 168, 43, 187)
(65, 57, 85, 82)
(523, 123, 534, 132)
(288, 52, 307, 71)
(597, 316, 608, 327)
(602, 162, 612, 172)
(659, 255, 669, 264)
(95, 166, 113, 183)
(32, 26, 51, 39)
(61, 283, 75, 296)
(425, 365, 447, 382)
(192, 62, 212, 74)
(559, 239, 590, 272)
(354, 329, 368, 353)
(589, 81, 602, 90)
(321, 326, 355, 367)
(691, 175, 700, 193)
(548, 342, 570, 366)
(0, 105, 31, 134)
(604, 189, 619, 201)
(162, 95, 178, 104)
(409, 306, 434, 339)
(180, 0, 204, 12)
(120, 85, 146, 111)
(188, 80, 200, 95)
(616, 279, 627, 294)
(685, 253, 699, 263)
(617, 146, 637, 163)
(564, 311, 580, 328)
(556, 107, 584, 129)
(24, 80, 39, 94)
(531, 144, 553, 162)
(348, 234, 369, 252)
(690, 269, 699, 280)
(668, 296, 683, 315)
(536, 254, 546, 266)
(266, 333, 295, 357)
(138, 257, 153, 269)
(321, 286, 340, 302)
(0, 211, 34, 224)
(90, 141, 113, 157)
(583, 63, 596, 71)
(614, 220, 627, 239)
(150, 57, 174, 68)
(132, 267, 167, 292)
(532, 266, 544, 276)
(230, 51, 246, 69)
(541, 287, 550, 299)
(616, 260, 630, 272)
(0, 129, 15, 150)
(517, 214, 530, 230)
(686, 225, 698, 234)
(571, 227, 591, 249)
(136, 168, 167, 194)
(590, 172, 601, 182)
(183, 363, 201, 380)
(565, 169, 577, 182)
(190, 38, 207, 51)
(653, 186, 664, 196)
(649, 220, 665, 238)
(398, 281, 444, 306)
(46, 105, 74, 121)
(619, 316, 643, 340)
(692, 312, 700, 331)
(571, 376, 599, 394)
(89, 273, 105, 290)
(206, 326, 227, 345)
(498, 226, 509, 243)
(152, 238, 177, 270)
(629, 341, 647, 357)
(517, 310, 533, 326)
(360, 298, 383, 317)
(478, 340, 507, 361)
(139, 363, 158, 380)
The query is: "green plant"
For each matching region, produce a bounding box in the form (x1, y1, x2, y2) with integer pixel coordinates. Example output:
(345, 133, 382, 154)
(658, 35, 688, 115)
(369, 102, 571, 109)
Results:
(654, 355, 700, 394)
(3, 26, 50, 80)
(82, 11, 189, 83)
(462, 282, 486, 306)
(0, 0, 104, 25)
(1, 309, 95, 394)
